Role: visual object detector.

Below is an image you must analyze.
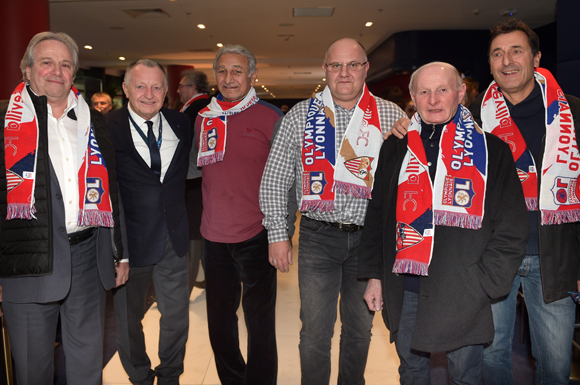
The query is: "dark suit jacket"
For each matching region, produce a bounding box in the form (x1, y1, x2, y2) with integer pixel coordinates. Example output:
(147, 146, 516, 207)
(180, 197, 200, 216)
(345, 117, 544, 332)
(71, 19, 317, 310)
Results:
(107, 105, 192, 267)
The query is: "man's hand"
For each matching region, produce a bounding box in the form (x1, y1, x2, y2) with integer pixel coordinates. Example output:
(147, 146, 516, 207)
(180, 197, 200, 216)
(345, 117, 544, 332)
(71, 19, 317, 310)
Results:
(115, 262, 130, 288)
(364, 278, 383, 312)
(385, 117, 411, 139)
(269, 240, 292, 273)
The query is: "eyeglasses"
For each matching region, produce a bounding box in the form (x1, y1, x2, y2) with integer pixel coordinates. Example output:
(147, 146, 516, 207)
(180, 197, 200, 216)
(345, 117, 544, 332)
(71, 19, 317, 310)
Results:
(178, 84, 193, 90)
(325, 62, 368, 73)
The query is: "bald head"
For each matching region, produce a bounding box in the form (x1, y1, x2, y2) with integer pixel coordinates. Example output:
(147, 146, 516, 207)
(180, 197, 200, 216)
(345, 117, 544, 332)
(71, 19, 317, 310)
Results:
(324, 38, 368, 63)
(409, 62, 463, 95)
(409, 62, 466, 125)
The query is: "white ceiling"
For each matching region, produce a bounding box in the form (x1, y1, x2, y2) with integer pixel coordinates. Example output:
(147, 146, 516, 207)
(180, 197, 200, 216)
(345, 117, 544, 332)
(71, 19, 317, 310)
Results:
(49, 0, 557, 99)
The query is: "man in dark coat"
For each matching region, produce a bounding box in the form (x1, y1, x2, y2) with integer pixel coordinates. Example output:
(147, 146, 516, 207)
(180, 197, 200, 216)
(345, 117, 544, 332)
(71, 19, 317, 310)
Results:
(108, 59, 192, 384)
(469, 19, 580, 384)
(358, 62, 529, 384)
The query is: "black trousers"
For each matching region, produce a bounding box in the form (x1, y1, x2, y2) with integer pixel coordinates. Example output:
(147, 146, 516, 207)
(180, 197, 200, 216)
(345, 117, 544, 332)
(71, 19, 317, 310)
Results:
(203, 229, 278, 385)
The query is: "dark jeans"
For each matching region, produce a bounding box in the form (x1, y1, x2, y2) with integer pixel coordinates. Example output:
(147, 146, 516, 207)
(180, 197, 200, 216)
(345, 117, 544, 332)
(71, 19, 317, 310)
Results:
(204, 229, 277, 385)
(396, 290, 484, 385)
(113, 236, 189, 385)
(298, 217, 374, 385)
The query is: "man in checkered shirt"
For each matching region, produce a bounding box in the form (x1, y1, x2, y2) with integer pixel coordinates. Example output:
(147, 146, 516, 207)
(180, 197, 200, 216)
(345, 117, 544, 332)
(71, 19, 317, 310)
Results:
(259, 37, 405, 385)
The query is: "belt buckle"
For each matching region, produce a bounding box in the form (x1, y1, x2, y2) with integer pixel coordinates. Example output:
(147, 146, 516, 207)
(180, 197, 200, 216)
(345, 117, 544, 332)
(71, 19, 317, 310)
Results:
(339, 223, 357, 232)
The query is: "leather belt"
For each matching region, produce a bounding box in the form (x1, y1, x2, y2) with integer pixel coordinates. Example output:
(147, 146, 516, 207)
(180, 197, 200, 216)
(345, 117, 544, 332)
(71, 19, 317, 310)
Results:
(68, 227, 96, 245)
(328, 222, 363, 232)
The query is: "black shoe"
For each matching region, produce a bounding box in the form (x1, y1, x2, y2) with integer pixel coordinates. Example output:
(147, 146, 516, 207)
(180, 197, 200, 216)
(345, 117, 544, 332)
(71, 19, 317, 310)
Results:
(194, 280, 205, 289)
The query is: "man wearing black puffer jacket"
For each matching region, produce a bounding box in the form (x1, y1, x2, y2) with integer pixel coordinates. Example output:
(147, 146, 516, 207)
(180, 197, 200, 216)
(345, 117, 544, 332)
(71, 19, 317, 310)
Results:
(0, 31, 127, 384)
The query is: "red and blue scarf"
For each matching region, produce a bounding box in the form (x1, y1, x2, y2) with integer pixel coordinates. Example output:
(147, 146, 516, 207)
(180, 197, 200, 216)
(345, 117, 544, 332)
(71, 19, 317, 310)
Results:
(300, 85, 383, 212)
(197, 88, 258, 166)
(4, 82, 113, 227)
(481, 68, 580, 225)
(394, 105, 487, 275)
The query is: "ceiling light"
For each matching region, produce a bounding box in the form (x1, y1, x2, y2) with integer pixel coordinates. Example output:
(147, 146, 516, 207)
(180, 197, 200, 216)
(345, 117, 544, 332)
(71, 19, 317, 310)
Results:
(322, 78, 326, 82)
(255, 79, 259, 82)
(197, 24, 206, 29)
(293, 7, 334, 17)
(262, 85, 265, 88)
(84, 45, 93, 50)
(365, 22, 373, 27)
(217, 43, 223, 47)
(119, 56, 126, 61)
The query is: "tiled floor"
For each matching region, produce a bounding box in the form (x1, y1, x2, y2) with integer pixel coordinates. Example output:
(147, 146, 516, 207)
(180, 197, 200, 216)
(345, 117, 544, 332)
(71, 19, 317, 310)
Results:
(102, 224, 402, 385)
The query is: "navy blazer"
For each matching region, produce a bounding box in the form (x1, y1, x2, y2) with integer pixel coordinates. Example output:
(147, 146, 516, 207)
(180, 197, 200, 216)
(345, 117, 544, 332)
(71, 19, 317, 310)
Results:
(107, 105, 192, 267)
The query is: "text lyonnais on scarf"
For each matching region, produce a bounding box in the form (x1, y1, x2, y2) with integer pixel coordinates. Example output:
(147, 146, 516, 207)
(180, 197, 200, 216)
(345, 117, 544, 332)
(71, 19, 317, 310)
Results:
(480, 67, 580, 225)
(393, 106, 487, 276)
(299, 85, 383, 212)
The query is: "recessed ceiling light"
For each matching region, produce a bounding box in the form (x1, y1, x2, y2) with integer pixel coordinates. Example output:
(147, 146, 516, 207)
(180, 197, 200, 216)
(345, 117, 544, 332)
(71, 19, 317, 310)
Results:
(365, 22, 373, 27)
(84, 45, 93, 50)
(217, 43, 223, 47)
(119, 56, 126, 61)
(322, 78, 326, 82)
(293, 7, 334, 17)
(197, 24, 206, 29)
(255, 79, 259, 82)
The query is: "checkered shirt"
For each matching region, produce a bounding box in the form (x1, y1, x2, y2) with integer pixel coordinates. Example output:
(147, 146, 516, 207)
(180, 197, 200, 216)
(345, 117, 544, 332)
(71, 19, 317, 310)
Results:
(259, 93, 406, 243)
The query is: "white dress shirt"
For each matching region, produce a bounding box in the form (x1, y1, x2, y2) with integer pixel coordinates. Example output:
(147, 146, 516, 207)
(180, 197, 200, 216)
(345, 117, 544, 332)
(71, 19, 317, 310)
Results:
(127, 104, 180, 182)
(47, 93, 86, 234)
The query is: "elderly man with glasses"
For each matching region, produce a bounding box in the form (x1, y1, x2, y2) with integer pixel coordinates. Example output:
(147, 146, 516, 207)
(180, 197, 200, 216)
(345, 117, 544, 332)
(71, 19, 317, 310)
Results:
(260, 37, 405, 385)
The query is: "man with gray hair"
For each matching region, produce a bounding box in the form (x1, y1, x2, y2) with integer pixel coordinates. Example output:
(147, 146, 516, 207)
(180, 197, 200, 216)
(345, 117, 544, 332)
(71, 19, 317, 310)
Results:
(195, 44, 283, 385)
(0, 31, 126, 384)
(358, 62, 529, 383)
(107, 59, 192, 384)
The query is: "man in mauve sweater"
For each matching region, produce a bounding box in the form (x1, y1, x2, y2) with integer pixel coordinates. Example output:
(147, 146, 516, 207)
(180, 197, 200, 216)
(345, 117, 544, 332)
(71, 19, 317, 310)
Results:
(194, 44, 283, 385)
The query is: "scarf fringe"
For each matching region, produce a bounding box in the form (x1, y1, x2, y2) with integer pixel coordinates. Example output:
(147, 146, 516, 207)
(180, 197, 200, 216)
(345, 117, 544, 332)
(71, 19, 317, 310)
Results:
(79, 210, 114, 227)
(300, 200, 334, 213)
(198, 152, 224, 166)
(334, 181, 372, 199)
(392, 259, 429, 276)
(541, 208, 580, 225)
(7, 204, 37, 220)
(526, 197, 538, 211)
(433, 211, 482, 230)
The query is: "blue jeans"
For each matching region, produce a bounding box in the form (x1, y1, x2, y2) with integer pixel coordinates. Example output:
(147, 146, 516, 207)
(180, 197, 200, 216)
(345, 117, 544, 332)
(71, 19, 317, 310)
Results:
(395, 291, 484, 385)
(298, 217, 374, 385)
(483, 255, 576, 385)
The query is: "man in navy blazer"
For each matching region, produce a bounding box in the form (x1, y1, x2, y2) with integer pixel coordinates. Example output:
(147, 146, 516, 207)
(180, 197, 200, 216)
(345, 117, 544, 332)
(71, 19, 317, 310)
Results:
(107, 59, 192, 385)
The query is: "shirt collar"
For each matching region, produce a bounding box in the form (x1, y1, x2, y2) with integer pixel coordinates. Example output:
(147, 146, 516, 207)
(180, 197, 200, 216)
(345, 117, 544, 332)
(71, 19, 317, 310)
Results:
(128, 103, 161, 127)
